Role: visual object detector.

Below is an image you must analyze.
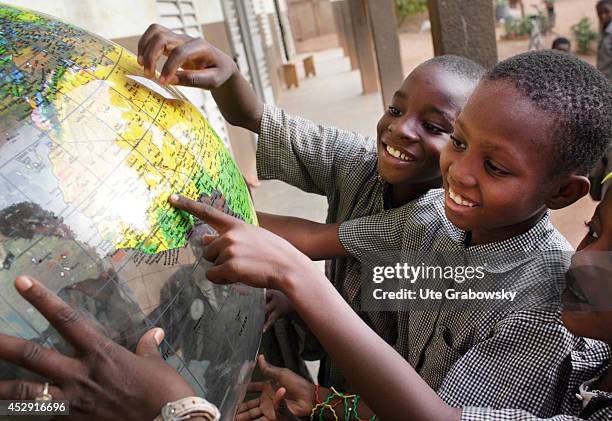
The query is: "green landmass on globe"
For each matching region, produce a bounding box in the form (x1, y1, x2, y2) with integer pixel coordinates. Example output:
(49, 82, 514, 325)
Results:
(0, 4, 264, 420)
(0, 4, 257, 255)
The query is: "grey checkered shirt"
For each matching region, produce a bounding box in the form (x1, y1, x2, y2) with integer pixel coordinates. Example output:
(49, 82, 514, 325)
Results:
(338, 190, 611, 417)
(462, 341, 610, 420)
(255, 105, 611, 418)
(256, 104, 398, 386)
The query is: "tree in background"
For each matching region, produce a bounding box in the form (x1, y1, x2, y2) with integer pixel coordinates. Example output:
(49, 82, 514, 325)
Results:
(395, 0, 428, 25)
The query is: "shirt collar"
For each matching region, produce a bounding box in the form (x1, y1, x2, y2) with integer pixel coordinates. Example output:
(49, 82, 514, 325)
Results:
(432, 192, 570, 272)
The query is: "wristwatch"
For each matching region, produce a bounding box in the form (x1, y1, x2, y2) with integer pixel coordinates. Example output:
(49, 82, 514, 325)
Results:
(154, 397, 221, 421)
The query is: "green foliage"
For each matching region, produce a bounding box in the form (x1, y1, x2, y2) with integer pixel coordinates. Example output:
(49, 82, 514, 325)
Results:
(395, 0, 428, 18)
(504, 16, 533, 37)
(571, 17, 598, 53)
(496, 0, 508, 6)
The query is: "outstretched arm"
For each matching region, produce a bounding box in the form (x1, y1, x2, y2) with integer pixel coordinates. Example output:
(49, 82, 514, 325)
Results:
(170, 195, 460, 421)
(258, 212, 348, 260)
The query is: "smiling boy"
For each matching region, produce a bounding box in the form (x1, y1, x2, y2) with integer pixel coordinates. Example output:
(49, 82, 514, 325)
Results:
(322, 50, 612, 414)
(136, 23, 485, 388)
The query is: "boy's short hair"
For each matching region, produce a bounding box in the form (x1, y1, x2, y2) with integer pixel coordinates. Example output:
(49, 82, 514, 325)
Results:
(418, 55, 486, 84)
(597, 0, 612, 8)
(551, 37, 570, 49)
(485, 50, 612, 175)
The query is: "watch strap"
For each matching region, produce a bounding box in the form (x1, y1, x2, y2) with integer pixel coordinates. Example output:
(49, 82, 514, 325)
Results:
(154, 397, 220, 421)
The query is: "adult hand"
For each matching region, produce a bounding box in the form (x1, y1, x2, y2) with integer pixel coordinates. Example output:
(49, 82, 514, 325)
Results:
(264, 290, 294, 333)
(0, 276, 195, 420)
(236, 356, 313, 421)
(169, 194, 316, 291)
(137, 23, 237, 88)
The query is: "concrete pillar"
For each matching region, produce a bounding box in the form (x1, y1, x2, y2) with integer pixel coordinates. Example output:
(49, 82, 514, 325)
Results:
(348, 0, 379, 94)
(331, 0, 358, 70)
(427, 0, 498, 68)
(367, 0, 404, 108)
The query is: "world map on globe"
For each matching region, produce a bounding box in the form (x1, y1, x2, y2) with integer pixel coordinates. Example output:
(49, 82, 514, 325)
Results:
(0, 4, 264, 419)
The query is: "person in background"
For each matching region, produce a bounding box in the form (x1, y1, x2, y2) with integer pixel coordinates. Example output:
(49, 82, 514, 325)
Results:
(597, 0, 612, 80)
(552, 36, 571, 52)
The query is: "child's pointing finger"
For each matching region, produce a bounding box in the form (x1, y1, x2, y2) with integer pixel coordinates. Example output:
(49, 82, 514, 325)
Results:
(169, 194, 237, 232)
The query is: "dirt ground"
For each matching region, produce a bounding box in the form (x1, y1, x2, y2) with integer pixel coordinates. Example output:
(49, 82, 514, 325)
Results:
(399, 0, 600, 73)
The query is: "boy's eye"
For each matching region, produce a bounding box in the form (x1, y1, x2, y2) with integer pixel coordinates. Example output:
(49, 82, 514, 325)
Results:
(423, 122, 447, 135)
(387, 106, 402, 117)
(450, 135, 466, 150)
(484, 160, 511, 176)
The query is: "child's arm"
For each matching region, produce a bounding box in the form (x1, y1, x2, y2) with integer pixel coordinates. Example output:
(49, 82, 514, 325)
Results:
(137, 24, 263, 133)
(258, 212, 349, 260)
(170, 195, 460, 421)
(173, 197, 587, 421)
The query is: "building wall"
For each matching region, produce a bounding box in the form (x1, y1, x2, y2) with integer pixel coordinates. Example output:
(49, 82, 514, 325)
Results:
(4, 0, 158, 39)
(287, 0, 335, 42)
(7, 0, 226, 41)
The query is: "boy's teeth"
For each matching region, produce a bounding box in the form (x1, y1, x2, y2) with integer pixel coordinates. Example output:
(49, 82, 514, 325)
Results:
(385, 144, 413, 162)
(448, 187, 477, 207)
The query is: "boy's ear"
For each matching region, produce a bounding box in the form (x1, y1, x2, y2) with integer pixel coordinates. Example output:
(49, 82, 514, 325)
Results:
(545, 175, 590, 210)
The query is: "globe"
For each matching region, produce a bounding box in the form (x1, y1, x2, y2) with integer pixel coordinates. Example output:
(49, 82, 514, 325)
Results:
(0, 4, 264, 419)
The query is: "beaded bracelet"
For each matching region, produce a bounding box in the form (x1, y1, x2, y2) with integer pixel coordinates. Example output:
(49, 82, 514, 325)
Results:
(311, 385, 376, 421)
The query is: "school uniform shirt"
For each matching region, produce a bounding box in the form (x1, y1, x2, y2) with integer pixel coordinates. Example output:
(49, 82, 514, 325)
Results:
(597, 21, 612, 80)
(256, 104, 399, 386)
(337, 189, 610, 417)
(461, 340, 611, 420)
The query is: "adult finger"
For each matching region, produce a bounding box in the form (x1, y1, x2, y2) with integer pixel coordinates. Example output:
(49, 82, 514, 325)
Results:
(14, 276, 109, 354)
(169, 194, 238, 232)
(135, 328, 164, 359)
(0, 333, 78, 381)
(0, 381, 65, 401)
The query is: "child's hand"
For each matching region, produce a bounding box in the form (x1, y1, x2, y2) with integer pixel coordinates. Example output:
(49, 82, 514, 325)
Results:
(137, 24, 237, 89)
(236, 356, 314, 420)
(264, 290, 294, 333)
(169, 195, 317, 291)
(235, 383, 288, 421)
